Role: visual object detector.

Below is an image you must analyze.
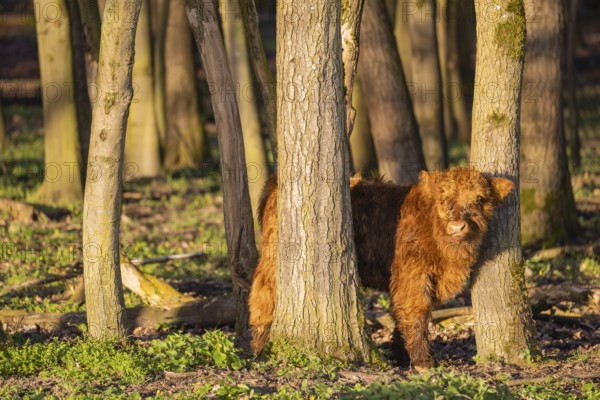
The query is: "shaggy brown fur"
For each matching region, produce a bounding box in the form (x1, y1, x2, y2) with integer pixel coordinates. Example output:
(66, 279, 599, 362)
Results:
(249, 167, 514, 370)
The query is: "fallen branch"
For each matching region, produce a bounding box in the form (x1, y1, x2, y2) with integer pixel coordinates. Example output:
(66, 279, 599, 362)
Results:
(0, 273, 79, 295)
(0, 199, 49, 225)
(1, 295, 235, 332)
(507, 372, 600, 387)
(130, 250, 207, 266)
(530, 241, 600, 260)
(529, 282, 594, 314)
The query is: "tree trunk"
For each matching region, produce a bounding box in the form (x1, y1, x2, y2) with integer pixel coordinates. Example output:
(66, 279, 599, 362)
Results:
(124, 0, 161, 179)
(270, 0, 373, 362)
(151, 0, 168, 148)
(163, 0, 207, 171)
(238, 0, 277, 157)
(446, 0, 472, 143)
(359, 0, 425, 185)
(76, 0, 101, 91)
(565, 0, 581, 168)
(520, 0, 579, 246)
(469, 0, 538, 363)
(0, 98, 6, 152)
(186, 0, 259, 339)
(350, 77, 377, 175)
(221, 0, 268, 215)
(437, 0, 456, 140)
(408, 0, 448, 170)
(83, 0, 143, 340)
(31, 0, 84, 206)
(394, 0, 413, 83)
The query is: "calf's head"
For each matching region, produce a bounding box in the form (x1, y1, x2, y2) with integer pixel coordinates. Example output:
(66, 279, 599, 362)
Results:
(419, 167, 514, 246)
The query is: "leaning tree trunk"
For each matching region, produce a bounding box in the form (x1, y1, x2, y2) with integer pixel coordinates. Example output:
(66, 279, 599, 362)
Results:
(269, 0, 373, 362)
(0, 99, 6, 152)
(359, 0, 425, 185)
(470, 0, 538, 363)
(437, 0, 456, 140)
(221, 0, 268, 215)
(124, 0, 161, 178)
(408, 0, 448, 170)
(186, 0, 259, 338)
(520, 0, 579, 245)
(394, 0, 413, 83)
(350, 77, 377, 175)
(83, 0, 143, 340)
(565, 0, 581, 168)
(163, 0, 207, 171)
(31, 0, 83, 205)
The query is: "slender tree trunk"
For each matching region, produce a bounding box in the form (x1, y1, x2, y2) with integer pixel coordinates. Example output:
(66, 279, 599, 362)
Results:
(350, 77, 377, 175)
(163, 0, 207, 171)
(437, 0, 457, 140)
(0, 99, 6, 152)
(83, 0, 143, 340)
(385, 0, 397, 23)
(565, 0, 581, 168)
(270, 0, 373, 362)
(469, 0, 538, 363)
(124, 0, 161, 178)
(238, 0, 277, 157)
(221, 0, 268, 214)
(31, 0, 83, 205)
(359, 0, 425, 185)
(151, 0, 168, 148)
(76, 0, 101, 89)
(520, 0, 579, 245)
(447, 0, 471, 143)
(409, 0, 448, 170)
(394, 0, 413, 83)
(186, 0, 259, 338)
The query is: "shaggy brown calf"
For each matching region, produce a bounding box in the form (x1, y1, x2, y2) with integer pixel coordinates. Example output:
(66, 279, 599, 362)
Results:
(249, 167, 514, 370)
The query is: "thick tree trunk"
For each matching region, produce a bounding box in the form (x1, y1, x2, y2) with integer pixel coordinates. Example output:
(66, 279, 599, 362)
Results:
(394, 0, 413, 83)
(83, 0, 143, 340)
(31, 0, 84, 205)
(520, 0, 579, 245)
(446, 0, 472, 143)
(350, 77, 377, 175)
(238, 0, 277, 156)
(221, 0, 268, 214)
(124, 0, 161, 179)
(186, 0, 258, 338)
(565, 0, 581, 168)
(270, 0, 373, 362)
(408, 0, 448, 170)
(163, 0, 207, 171)
(469, 0, 538, 363)
(359, 0, 425, 185)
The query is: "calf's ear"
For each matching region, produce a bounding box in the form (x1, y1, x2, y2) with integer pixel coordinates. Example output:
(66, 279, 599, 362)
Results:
(490, 177, 514, 205)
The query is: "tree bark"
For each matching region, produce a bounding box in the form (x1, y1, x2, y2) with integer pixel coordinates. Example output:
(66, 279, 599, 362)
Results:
(520, 0, 579, 245)
(163, 0, 207, 171)
(0, 98, 6, 152)
(186, 0, 258, 338)
(238, 0, 277, 157)
(31, 0, 84, 205)
(408, 0, 448, 170)
(270, 0, 373, 362)
(221, 0, 268, 215)
(151, 0, 168, 148)
(565, 0, 581, 168)
(359, 0, 425, 185)
(83, 0, 143, 340)
(469, 0, 538, 363)
(349, 77, 377, 175)
(394, 0, 413, 83)
(124, 0, 161, 179)
(437, 0, 456, 140)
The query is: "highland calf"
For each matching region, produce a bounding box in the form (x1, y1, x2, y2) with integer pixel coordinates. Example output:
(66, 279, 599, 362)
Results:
(249, 167, 514, 370)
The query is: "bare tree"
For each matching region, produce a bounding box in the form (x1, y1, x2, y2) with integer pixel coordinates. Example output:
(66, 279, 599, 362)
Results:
(349, 78, 377, 175)
(469, 0, 538, 362)
(186, 0, 258, 337)
(83, 0, 143, 340)
(359, 0, 425, 185)
(31, 0, 84, 205)
(520, 0, 579, 245)
(268, 0, 373, 361)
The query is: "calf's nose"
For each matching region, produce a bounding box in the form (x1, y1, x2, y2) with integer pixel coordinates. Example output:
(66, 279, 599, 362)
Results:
(447, 221, 466, 235)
